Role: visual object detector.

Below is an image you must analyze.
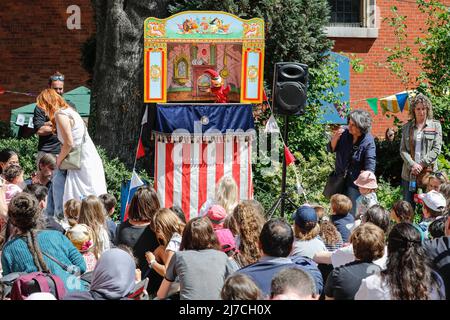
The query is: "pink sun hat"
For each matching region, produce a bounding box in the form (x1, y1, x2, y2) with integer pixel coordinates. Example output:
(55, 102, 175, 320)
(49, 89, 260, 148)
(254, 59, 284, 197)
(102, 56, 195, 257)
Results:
(354, 171, 378, 189)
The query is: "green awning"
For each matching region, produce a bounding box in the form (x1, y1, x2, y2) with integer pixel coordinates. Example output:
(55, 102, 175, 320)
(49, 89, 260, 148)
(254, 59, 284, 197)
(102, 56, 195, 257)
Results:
(10, 86, 90, 137)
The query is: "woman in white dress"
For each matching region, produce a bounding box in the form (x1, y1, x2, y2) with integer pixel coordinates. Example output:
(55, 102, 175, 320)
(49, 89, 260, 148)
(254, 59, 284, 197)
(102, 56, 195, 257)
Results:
(36, 89, 107, 204)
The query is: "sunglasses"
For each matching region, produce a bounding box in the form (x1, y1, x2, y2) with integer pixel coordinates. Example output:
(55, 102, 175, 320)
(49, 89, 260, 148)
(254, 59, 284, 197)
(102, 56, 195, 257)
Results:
(50, 75, 64, 82)
(432, 171, 446, 180)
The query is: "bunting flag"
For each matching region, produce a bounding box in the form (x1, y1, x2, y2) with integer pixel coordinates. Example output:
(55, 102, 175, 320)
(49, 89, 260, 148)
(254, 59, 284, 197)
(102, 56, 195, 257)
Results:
(366, 98, 379, 115)
(284, 145, 296, 166)
(380, 91, 411, 114)
(264, 115, 280, 133)
(141, 106, 148, 125)
(136, 138, 145, 159)
(135, 107, 148, 160)
(122, 170, 145, 222)
(396, 92, 409, 113)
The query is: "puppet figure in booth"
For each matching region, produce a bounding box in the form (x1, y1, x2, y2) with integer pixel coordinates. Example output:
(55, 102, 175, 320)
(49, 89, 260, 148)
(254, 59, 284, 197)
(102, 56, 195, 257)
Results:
(204, 69, 230, 103)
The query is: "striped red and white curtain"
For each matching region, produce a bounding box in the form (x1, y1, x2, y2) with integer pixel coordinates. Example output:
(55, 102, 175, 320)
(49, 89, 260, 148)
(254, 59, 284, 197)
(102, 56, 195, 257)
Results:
(154, 134, 254, 220)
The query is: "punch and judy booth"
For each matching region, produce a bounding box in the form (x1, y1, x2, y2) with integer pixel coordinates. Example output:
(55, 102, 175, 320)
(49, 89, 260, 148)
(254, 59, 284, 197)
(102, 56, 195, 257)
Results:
(144, 11, 264, 220)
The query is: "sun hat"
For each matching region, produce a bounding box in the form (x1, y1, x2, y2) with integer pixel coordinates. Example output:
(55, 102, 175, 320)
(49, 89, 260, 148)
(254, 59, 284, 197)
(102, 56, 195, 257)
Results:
(65, 223, 95, 253)
(354, 171, 378, 189)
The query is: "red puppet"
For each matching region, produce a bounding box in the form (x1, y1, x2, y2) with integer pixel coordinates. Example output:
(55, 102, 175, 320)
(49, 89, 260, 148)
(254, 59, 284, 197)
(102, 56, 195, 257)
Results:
(204, 69, 230, 103)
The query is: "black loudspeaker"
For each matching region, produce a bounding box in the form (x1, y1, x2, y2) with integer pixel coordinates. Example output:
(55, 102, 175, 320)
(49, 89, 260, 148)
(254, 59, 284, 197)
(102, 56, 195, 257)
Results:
(272, 62, 308, 116)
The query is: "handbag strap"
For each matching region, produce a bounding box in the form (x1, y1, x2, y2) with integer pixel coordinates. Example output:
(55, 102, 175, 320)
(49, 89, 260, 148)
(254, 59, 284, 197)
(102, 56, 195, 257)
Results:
(42, 251, 69, 271)
(409, 122, 415, 161)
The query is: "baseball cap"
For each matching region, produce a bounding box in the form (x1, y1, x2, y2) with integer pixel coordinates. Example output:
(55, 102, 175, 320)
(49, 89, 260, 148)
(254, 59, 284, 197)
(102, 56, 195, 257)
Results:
(206, 205, 227, 230)
(215, 228, 238, 253)
(418, 190, 447, 212)
(292, 205, 318, 229)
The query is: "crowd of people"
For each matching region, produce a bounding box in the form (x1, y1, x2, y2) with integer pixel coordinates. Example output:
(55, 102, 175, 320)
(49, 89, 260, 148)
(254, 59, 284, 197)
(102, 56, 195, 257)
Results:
(0, 73, 449, 300)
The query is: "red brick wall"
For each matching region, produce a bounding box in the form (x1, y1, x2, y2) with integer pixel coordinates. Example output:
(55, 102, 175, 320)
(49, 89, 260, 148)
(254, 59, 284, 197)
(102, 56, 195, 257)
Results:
(331, 0, 450, 138)
(0, 1, 94, 122)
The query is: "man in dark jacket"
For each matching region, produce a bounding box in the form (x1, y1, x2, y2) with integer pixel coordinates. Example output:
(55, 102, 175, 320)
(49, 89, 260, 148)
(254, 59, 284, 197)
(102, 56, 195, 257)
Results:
(235, 218, 323, 298)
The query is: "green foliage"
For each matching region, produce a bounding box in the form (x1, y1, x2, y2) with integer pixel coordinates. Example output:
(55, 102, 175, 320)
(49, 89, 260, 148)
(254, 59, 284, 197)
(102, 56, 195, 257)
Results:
(378, 6, 417, 87)
(0, 136, 39, 177)
(374, 135, 403, 186)
(0, 121, 12, 139)
(376, 177, 402, 211)
(0, 136, 149, 221)
(416, 0, 450, 96)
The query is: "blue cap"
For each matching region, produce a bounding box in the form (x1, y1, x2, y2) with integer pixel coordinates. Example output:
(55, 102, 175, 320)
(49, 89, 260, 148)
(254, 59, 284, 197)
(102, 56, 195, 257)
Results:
(292, 205, 317, 228)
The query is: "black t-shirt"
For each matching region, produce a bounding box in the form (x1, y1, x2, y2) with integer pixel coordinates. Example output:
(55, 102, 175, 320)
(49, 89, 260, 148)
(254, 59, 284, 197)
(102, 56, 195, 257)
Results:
(325, 260, 381, 300)
(115, 220, 162, 294)
(33, 106, 61, 154)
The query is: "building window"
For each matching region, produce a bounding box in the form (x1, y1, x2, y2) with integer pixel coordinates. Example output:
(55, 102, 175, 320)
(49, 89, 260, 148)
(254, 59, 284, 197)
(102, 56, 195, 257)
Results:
(326, 0, 378, 38)
(329, 0, 361, 27)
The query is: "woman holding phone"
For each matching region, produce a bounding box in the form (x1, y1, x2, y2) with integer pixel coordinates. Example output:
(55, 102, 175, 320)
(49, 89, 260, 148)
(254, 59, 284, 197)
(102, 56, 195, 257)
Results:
(327, 110, 376, 216)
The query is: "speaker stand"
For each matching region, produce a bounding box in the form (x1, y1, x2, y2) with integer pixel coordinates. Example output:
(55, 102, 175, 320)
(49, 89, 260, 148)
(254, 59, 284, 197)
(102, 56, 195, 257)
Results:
(267, 115, 298, 218)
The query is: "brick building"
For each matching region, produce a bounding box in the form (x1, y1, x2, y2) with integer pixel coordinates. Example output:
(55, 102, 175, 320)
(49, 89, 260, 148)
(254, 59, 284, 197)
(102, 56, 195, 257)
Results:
(0, 1, 448, 137)
(0, 0, 94, 122)
(327, 0, 450, 137)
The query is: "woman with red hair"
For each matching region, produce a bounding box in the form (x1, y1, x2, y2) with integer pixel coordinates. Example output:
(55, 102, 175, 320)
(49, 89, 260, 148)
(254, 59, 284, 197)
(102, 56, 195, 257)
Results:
(36, 89, 107, 205)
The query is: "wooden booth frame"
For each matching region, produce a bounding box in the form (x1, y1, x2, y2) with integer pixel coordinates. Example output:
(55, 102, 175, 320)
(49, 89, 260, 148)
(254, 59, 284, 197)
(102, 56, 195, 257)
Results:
(144, 11, 265, 103)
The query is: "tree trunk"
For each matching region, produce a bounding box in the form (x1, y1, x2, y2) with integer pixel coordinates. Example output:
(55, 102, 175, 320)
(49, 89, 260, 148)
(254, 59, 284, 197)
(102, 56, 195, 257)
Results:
(90, 0, 168, 168)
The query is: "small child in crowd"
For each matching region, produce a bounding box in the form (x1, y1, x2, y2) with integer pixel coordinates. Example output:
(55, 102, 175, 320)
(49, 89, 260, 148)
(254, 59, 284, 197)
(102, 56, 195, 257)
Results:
(99, 193, 118, 244)
(423, 171, 449, 193)
(390, 200, 414, 223)
(2, 164, 24, 205)
(418, 190, 447, 239)
(65, 223, 97, 272)
(221, 273, 262, 300)
(61, 199, 81, 231)
(206, 205, 227, 231)
(215, 227, 242, 270)
(290, 205, 327, 259)
(319, 220, 343, 252)
(354, 171, 379, 219)
(145, 208, 185, 280)
(330, 194, 354, 243)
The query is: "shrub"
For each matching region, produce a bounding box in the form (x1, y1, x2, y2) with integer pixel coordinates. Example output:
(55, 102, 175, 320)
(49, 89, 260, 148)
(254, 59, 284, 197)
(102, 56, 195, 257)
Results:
(0, 136, 149, 221)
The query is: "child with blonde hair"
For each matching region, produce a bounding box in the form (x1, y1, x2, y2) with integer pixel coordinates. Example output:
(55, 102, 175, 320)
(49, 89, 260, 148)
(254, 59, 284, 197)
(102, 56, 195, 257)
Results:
(78, 195, 111, 258)
(199, 175, 238, 216)
(61, 199, 81, 231)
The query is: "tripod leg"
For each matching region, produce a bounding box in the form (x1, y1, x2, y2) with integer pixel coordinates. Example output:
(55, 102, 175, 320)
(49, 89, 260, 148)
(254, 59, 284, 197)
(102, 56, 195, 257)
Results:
(285, 196, 298, 209)
(268, 196, 283, 218)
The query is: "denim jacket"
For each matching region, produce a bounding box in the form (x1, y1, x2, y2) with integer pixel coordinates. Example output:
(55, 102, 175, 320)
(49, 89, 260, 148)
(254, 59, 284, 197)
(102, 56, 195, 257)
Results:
(400, 119, 442, 181)
(328, 129, 376, 188)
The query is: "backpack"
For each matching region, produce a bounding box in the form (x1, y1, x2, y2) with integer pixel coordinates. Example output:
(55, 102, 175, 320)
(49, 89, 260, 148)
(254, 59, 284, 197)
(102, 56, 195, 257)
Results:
(10, 272, 66, 300)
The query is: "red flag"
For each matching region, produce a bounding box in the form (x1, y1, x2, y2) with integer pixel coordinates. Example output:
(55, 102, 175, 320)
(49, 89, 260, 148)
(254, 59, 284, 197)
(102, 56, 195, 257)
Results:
(136, 137, 145, 159)
(284, 146, 296, 166)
